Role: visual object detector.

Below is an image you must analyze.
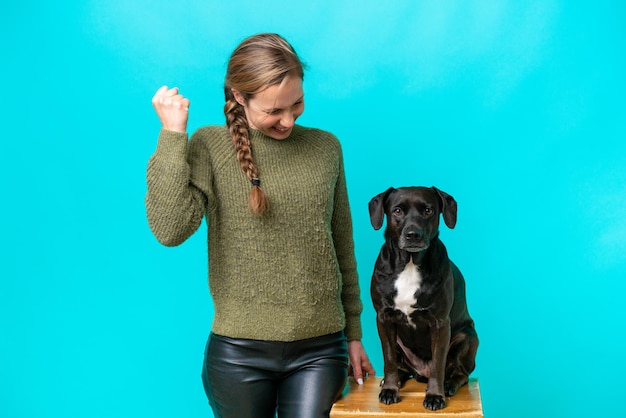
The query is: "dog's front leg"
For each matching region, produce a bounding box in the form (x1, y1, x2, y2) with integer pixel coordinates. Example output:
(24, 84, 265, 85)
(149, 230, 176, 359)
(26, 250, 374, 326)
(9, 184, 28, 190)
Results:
(377, 311, 401, 405)
(424, 318, 451, 411)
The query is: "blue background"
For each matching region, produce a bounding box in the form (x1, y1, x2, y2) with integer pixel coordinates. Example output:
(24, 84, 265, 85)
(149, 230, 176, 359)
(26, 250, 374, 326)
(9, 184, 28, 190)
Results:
(2, 1, 625, 417)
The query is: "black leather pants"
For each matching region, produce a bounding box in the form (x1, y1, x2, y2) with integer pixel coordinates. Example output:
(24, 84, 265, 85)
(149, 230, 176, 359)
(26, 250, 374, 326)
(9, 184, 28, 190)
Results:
(201, 331, 348, 418)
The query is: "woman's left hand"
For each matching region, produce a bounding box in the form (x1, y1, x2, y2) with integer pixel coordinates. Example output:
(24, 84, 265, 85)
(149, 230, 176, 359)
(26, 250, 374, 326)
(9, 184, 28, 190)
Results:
(347, 340, 376, 384)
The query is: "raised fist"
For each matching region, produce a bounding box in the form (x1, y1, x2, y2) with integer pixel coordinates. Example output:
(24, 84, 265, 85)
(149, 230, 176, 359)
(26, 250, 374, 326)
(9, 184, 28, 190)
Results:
(152, 86, 190, 133)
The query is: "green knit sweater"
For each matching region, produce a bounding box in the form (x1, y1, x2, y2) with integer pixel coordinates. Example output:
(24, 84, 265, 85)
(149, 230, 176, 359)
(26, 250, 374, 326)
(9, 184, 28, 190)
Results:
(145, 125, 363, 342)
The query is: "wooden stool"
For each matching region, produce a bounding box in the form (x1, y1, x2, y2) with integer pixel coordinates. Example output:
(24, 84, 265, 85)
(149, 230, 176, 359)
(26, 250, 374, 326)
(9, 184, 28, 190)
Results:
(331, 377, 483, 417)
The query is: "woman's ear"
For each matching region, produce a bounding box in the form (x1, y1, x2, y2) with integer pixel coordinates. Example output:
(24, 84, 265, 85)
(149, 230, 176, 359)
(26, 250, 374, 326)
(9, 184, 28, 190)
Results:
(232, 89, 246, 106)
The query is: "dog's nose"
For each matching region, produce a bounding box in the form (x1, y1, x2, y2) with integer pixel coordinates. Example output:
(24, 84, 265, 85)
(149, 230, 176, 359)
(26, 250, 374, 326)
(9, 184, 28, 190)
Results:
(405, 229, 424, 241)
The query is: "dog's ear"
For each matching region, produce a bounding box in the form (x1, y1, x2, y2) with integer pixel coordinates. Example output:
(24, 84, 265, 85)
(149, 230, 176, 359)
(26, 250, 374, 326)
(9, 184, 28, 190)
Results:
(368, 188, 395, 230)
(433, 187, 457, 229)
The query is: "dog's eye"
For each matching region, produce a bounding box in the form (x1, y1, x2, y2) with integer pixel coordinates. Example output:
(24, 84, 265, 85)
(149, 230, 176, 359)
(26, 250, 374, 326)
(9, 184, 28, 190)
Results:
(424, 208, 433, 216)
(392, 207, 403, 216)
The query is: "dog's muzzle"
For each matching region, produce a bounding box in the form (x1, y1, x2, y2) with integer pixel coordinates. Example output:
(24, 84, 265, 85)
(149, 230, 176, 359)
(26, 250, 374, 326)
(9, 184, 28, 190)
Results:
(399, 227, 430, 252)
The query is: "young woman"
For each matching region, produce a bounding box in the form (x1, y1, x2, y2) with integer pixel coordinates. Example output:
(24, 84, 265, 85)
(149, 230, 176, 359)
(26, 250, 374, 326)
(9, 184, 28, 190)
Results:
(146, 33, 374, 418)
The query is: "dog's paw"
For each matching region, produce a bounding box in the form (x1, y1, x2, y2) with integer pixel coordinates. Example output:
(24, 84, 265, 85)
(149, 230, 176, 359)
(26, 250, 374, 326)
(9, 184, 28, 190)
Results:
(444, 376, 468, 397)
(444, 385, 458, 397)
(379, 388, 401, 405)
(423, 394, 446, 411)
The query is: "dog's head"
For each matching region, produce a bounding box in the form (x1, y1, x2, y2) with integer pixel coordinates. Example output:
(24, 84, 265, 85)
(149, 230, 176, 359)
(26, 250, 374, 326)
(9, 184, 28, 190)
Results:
(368, 186, 457, 252)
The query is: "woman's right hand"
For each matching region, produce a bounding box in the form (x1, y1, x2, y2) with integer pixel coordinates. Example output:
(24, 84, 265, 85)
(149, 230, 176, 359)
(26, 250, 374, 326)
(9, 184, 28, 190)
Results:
(152, 86, 190, 133)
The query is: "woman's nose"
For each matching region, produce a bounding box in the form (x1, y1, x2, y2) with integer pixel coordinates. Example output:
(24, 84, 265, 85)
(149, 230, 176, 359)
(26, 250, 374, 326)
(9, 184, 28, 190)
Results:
(280, 112, 295, 127)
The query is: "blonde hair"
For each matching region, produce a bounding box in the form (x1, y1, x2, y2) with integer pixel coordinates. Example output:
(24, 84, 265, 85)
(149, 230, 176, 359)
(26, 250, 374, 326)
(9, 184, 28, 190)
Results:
(224, 33, 305, 216)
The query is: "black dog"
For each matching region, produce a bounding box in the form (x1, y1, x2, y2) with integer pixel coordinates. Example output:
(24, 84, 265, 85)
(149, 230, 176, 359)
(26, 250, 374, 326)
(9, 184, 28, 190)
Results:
(369, 186, 478, 411)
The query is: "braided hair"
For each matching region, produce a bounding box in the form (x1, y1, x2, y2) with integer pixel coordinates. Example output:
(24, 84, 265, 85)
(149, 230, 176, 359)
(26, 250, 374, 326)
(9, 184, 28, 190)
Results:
(223, 33, 305, 216)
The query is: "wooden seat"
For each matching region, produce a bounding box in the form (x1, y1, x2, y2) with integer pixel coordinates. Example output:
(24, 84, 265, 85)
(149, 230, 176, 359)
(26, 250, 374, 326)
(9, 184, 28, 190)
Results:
(331, 377, 483, 417)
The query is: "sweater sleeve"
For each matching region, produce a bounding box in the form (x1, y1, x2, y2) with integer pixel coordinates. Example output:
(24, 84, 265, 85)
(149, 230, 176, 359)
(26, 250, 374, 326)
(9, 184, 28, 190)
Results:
(332, 146, 364, 341)
(145, 129, 209, 246)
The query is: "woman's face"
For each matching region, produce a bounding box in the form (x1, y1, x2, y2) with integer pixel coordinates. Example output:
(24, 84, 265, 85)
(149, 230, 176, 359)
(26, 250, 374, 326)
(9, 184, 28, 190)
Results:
(234, 76, 305, 140)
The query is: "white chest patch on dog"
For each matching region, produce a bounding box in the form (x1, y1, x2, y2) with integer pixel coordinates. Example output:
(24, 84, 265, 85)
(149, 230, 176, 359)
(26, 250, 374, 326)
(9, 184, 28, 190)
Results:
(394, 259, 422, 327)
